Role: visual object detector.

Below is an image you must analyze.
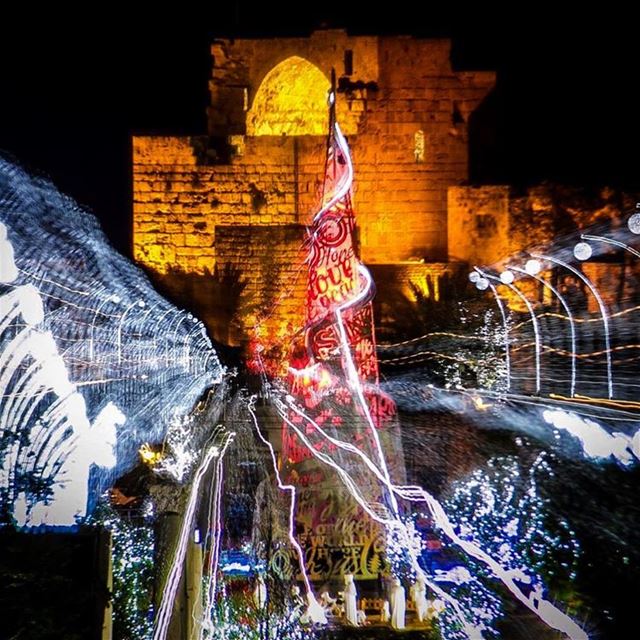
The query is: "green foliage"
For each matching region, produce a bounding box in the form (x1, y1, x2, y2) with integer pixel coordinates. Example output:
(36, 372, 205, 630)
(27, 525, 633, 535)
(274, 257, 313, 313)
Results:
(90, 501, 155, 640)
(375, 270, 471, 343)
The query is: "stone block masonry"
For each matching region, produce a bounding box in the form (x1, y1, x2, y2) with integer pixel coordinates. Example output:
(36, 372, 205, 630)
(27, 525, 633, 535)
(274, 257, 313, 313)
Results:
(133, 135, 322, 276)
(449, 183, 640, 313)
(215, 224, 307, 344)
(132, 29, 496, 344)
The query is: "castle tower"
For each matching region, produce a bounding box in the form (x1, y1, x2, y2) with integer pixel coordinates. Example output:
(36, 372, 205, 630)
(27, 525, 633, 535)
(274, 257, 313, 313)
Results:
(132, 30, 495, 344)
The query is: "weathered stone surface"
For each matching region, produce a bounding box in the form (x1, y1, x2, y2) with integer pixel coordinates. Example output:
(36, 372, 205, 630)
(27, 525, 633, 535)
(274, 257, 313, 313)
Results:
(448, 185, 510, 266)
(449, 183, 640, 312)
(132, 30, 496, 342)
(450, 184, 639, 269)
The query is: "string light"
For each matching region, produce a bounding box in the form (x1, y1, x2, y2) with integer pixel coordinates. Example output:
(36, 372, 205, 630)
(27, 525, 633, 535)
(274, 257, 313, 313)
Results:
(89, 500, 155, 640)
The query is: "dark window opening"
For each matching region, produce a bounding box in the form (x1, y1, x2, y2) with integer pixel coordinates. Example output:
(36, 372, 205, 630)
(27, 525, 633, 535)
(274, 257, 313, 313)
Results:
(344, 50, 353, 76)
(452, 101, 465, 126)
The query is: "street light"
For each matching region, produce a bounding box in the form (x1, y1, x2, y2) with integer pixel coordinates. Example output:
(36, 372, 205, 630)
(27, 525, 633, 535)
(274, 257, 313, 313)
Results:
(525, 259, 541, 276)
(573, 242, 592, 261)
(500, 270, 514, 285)
(628, 213, 640, 234)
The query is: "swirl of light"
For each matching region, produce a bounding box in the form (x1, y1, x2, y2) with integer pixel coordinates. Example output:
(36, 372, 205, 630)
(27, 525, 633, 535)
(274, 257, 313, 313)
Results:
(0, 155, 225, 527)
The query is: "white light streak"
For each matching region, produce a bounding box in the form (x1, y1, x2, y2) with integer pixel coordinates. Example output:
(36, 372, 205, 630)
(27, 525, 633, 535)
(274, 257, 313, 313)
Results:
(247, 397, 322, 620)
(511, 265, 577, 398)
(582, 233, 640, 260)
(542, 409, 636, 465)
(154, 432, 234, 640)
(532, 252, 613, 399)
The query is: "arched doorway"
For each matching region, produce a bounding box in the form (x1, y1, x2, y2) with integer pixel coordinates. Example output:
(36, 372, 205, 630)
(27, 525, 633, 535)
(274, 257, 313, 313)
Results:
(247, 56, 358, 136)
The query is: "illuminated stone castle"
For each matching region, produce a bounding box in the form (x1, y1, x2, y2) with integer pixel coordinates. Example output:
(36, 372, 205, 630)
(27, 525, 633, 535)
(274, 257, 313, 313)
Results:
(132, 30, 497, 343)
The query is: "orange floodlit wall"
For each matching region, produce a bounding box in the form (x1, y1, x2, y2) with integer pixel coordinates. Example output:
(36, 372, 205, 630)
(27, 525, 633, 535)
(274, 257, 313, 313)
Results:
(132, 30, 495, 342)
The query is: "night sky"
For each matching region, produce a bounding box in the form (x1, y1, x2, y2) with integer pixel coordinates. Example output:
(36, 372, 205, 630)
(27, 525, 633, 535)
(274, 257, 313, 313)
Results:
(1, 5, 637, 256)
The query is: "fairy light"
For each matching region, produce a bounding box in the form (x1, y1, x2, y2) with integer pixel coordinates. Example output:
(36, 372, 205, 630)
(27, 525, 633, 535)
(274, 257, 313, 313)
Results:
(250, 114, 589, 639)
(276, 387, 588, 639)
(0, 164, 225, 528)
(89, 501, 155, 640)
(154, 414, 199, 483)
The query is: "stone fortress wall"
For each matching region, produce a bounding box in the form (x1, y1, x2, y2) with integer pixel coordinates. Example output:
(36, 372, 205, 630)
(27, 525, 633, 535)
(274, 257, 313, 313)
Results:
(133, 30, 631, 343)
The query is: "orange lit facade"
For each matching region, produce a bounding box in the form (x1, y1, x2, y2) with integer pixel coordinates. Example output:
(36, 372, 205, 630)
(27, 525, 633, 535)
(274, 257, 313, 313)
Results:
(132, 30, 496, 343)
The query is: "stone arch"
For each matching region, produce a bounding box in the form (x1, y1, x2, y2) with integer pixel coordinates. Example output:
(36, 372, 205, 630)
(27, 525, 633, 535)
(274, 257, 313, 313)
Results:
(246, 56, 358, 136)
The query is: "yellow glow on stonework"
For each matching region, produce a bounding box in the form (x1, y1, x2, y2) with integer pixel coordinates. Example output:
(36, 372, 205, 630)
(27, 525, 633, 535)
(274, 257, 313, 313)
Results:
(247, 56, 358, 136)
(408, 275, 440, 302)
(247, 56, 331, 136)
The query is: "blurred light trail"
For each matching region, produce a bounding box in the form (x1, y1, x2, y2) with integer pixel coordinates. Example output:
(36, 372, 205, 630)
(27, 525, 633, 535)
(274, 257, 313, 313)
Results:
(532, 253, 613, 398)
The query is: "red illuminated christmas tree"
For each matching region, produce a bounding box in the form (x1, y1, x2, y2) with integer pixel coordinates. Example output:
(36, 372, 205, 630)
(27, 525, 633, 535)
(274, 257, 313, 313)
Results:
(279, 80, 404, 581)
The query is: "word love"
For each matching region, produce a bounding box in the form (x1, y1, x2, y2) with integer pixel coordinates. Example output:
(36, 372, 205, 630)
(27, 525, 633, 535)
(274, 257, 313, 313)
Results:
(308, 254, 357, 317)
